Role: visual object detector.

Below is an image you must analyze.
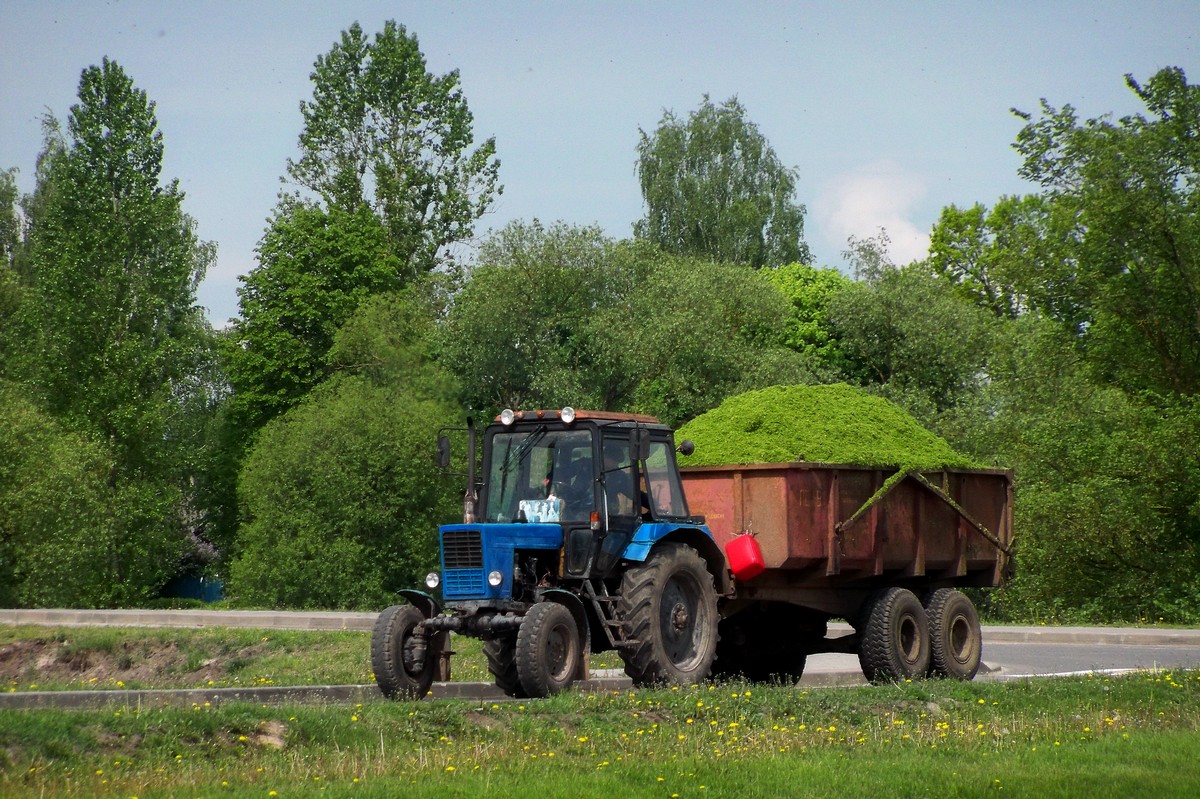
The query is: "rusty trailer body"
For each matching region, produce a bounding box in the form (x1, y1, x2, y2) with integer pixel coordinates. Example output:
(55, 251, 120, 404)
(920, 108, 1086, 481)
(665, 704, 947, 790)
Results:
(678, 462, 1013, 682)
(681, 462, 1013, 619)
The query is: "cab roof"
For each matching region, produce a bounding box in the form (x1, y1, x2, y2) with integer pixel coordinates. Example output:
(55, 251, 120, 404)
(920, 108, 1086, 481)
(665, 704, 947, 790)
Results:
(494, 408, 661, 425)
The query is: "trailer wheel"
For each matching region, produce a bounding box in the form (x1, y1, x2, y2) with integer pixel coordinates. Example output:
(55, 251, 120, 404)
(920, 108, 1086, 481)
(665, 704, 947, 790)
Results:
(618, 543, 719, 686)
(483, 634, 527, 698)
(923, 589, 982, 680)
(857, 588, 930, 683)
(371, 604, 442, 699)
(515, 601, 583, 697)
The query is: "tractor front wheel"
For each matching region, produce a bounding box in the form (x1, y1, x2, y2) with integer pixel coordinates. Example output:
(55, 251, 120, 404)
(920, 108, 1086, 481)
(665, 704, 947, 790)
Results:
(515, 601, 583, 697)
(371, 604, 443, 699)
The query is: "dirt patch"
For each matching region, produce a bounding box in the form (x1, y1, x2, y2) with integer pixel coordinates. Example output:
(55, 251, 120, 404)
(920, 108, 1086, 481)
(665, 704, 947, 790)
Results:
(1, 636, 264, 690)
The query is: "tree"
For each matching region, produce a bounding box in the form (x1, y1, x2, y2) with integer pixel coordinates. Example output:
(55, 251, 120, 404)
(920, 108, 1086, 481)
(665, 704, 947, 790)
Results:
(0, 168, 21, 372)
(6, 59, 215, 603)
(828, 233, 997, 421)
(951, 317, 1200, 622)
(223, 202, 401, 432)
(635, 96, 810, 269)
(0, 380, 183, 607)
(17, 58, 214, 475)
(1011, 66, 1200, 395)
(285, 20, 501, 281)
(764, 261, 855, 371)
(612, 254, 825, 426)
(228, 292, 459, 608)
(442, 220, 639, 414)
(444, 220, 823, 426)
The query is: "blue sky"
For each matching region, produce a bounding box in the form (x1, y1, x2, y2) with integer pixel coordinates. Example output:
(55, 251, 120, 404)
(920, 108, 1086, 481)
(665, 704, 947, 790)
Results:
(1, 1, 1195, 325)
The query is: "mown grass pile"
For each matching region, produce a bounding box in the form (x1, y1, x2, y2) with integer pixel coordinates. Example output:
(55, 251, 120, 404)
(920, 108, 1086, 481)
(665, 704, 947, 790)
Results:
(677, 383, 976, 469)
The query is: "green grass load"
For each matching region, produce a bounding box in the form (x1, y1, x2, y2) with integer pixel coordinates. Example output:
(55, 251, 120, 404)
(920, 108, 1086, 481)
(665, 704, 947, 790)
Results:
(676, 383, 975, 469)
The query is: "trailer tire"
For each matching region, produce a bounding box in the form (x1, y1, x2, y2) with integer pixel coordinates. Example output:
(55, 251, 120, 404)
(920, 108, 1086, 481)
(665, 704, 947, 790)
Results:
(923, 589, 982, 680)
(484, 634, 527, 698)
(618, 543, 719, 687)
(515, 601, 583, 697)
(858, 588, 930, 683)
(371, 604, 441, 699)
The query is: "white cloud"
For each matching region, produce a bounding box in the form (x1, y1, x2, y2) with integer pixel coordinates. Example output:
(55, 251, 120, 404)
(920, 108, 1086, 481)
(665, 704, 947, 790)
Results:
(815, 161, 931, 266)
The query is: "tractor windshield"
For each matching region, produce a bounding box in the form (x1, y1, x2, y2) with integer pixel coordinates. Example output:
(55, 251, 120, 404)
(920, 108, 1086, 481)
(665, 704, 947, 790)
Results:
(485, 428, 595, 524)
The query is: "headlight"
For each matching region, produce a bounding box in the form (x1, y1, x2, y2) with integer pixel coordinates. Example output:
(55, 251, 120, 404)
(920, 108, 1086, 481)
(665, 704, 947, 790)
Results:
(560, 406, 576, 424)
(487, 570, 504, 587)
(500, 408, 516, 426)
(425, 572, 441, 589)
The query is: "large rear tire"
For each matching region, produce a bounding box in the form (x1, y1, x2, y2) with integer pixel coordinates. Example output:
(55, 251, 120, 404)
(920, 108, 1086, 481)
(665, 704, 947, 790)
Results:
(515, 601, 582, 697)
(483, 634, 527, 698)
(618, 543, 719, 687)
(924, 589, 982, 680)
(371, 604, 441, 699)
(857, 588, 930, 684)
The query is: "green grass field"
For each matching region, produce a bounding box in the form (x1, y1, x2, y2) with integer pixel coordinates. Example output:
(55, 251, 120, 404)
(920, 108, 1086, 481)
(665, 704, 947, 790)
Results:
(2, 625, 1199, 798)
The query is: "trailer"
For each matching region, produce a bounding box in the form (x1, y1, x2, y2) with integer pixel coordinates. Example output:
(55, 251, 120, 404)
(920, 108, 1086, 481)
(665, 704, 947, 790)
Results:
(682, 462, 1013, 682)
(370, 408, 1014, 699)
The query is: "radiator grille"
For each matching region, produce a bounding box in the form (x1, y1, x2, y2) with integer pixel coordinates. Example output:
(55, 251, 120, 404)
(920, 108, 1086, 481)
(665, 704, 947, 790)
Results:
(442, 529, 483, 569)
(442, 529, 484, 599)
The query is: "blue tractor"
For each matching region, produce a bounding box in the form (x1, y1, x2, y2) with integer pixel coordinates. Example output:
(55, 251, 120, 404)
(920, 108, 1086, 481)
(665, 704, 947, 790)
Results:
(371, 407, 730, 698)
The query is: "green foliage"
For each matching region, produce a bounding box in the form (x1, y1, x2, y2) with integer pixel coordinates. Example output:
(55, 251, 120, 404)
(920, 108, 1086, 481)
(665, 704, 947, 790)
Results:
(952, 318, 1200, 622)
(614, 253, 827, 426)
(286, 20, 500, 280)
(1012, 66, 1200, 395)
(224, 202, 401, 432)
(0, 382, 182, 607)
(0, 167, 18, 268)
(635, 95, 810, 268)
(444, 221, 820, 426)
(0, 60, 215, 605)
(763, 261, 854, 369)
(228, 294, 459, 609)
(443, 220, 635, 414)
(928, 195, 1075, 320)
(0, 168, 21, 374)
(676, 383, 974, 468)
(828, 255, 996, 421)
(14, 58, 214, 477)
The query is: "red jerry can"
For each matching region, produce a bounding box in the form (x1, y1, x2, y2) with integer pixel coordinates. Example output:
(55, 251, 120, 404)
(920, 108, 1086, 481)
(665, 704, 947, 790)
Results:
(726, 533, 765, 581)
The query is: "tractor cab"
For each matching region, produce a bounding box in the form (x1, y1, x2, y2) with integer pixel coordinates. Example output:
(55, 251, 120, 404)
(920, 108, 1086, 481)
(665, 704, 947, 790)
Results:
(471, 408, 692, 584)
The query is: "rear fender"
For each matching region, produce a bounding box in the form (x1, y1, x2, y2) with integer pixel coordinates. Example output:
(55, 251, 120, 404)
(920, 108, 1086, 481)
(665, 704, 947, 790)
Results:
(622, 523, 732, 595)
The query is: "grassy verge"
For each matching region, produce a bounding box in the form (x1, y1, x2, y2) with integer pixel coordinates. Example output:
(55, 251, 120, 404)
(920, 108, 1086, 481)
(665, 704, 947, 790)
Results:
(2, 670, 1199, 798)
(0, 626, 625, 692)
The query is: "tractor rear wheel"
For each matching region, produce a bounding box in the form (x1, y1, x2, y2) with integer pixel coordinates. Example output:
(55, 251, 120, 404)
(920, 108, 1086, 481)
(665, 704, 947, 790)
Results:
(618, 543, 718, 687)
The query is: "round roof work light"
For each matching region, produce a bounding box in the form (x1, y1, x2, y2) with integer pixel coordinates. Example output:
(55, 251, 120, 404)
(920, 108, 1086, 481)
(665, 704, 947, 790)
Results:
(560, 407, 576, 424)
(500, 408, 516, 426)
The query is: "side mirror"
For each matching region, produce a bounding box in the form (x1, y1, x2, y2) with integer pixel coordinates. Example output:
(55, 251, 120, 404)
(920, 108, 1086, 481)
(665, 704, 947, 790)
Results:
(676, 439, 695, 457)
(435, 434, 451, 469)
